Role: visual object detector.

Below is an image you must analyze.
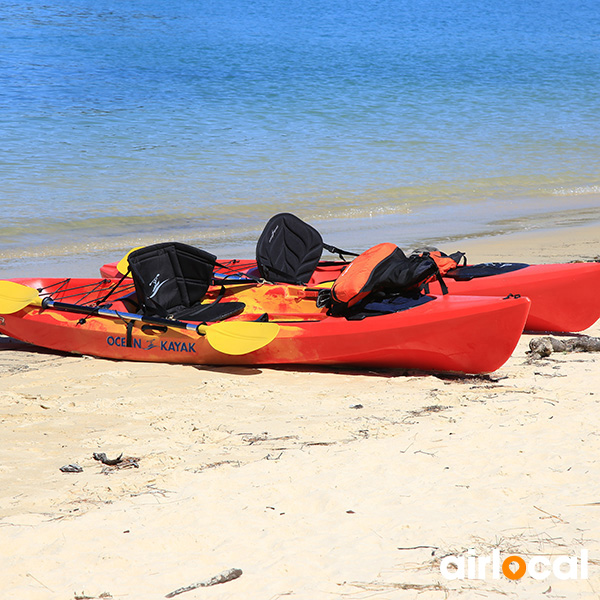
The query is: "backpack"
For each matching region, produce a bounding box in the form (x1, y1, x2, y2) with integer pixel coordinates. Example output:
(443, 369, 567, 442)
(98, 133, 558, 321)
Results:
(428, 250, 467, 275)
(328, 243, 445, 316)
(412, 248, 467, 275)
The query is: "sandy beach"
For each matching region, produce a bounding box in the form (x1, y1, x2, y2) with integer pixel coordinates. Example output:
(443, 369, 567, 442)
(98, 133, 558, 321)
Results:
(2, 224, 600, 599)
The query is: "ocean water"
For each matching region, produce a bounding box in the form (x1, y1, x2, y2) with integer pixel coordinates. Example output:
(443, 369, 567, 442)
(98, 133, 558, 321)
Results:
(1, 0, 599, 277)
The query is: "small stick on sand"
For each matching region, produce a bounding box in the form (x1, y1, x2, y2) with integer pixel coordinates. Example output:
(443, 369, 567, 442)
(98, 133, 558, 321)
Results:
(165, 568, 242, 598)
(529, 335, 600, 359)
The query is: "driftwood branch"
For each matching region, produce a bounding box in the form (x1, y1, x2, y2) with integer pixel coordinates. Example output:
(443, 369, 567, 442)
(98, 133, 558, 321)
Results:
(165, 568, 242, 598)
(529, 335, 600, 359)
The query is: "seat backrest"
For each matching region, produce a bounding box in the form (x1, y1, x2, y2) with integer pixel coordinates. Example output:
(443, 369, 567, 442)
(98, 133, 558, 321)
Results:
(128, 242, 216, 317)
(255, 213, 323, 284)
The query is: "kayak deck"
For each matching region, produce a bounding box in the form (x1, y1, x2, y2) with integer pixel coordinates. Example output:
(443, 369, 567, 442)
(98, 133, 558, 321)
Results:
(99, 259, 600, 332)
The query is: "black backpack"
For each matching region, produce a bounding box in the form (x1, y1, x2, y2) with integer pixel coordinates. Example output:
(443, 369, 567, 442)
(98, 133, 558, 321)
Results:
(327, 243, 446, 316)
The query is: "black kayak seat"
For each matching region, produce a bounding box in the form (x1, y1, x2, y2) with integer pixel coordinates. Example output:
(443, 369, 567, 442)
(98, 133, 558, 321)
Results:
(256, 213, 358, 285)
(256, 213, 324, 285)
(128, 241, 244, 322)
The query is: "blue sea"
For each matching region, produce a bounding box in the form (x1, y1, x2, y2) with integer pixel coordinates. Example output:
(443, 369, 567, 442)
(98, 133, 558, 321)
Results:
(1, 0, 599, 277)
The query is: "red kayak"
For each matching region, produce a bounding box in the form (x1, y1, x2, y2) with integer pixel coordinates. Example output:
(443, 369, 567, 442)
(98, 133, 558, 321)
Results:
(0, 277, 530, 374)
(100, 258, 600, 333)
(426, 262, 600, 333)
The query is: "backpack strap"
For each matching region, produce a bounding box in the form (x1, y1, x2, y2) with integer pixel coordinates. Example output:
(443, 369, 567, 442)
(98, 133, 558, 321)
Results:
(430, 270, 448, 295)
(417, 252, 449, 296)
(322, 242, 359, 261)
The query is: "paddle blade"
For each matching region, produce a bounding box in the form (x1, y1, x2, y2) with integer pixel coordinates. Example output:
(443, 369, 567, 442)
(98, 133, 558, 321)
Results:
(116, 247, 143, 275)
(0, 281, 43, 314)
(199, 321, 280, 355)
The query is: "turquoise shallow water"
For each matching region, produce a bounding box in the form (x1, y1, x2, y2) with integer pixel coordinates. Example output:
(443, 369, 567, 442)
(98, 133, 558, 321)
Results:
(1, 0, 599, 277)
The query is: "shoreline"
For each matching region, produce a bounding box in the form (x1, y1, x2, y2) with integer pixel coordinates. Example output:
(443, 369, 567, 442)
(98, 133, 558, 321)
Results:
(447, 222, 600, 263)
(2, 224, 600, 598)
(2, 212, 600, 280)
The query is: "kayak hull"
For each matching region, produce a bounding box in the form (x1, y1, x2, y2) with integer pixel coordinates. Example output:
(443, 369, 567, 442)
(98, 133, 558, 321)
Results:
(0, 278, 530, 374)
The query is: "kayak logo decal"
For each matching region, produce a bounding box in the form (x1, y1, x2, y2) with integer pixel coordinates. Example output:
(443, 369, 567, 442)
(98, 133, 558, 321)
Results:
(268, 225, 279, 243)
(148, 274, 168, 299)
(107, 335, 144, 349)
(106, 335, 196, 353)
(160, 340, 196, 353)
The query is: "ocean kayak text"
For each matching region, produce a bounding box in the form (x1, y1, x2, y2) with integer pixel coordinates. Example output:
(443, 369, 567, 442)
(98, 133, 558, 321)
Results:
(106, 336, 196, 353)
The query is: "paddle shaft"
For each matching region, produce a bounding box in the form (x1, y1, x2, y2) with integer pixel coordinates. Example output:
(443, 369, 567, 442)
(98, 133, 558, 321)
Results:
(41, 298, 203, 333)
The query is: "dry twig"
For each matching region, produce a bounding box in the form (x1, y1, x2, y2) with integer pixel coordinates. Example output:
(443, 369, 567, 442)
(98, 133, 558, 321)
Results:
(165, 568, 242, 598)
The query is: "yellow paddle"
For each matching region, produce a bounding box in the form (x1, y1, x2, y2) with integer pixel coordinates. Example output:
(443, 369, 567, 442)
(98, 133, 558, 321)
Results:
(196, 320, 279, 355)
(0, 280, 279, 356)
(0, 280, 42, 313)
(116, 246, 143, 275)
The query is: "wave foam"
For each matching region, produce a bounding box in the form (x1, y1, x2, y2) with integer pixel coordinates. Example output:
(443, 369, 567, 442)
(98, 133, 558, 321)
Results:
(553, 185, 600, 196)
